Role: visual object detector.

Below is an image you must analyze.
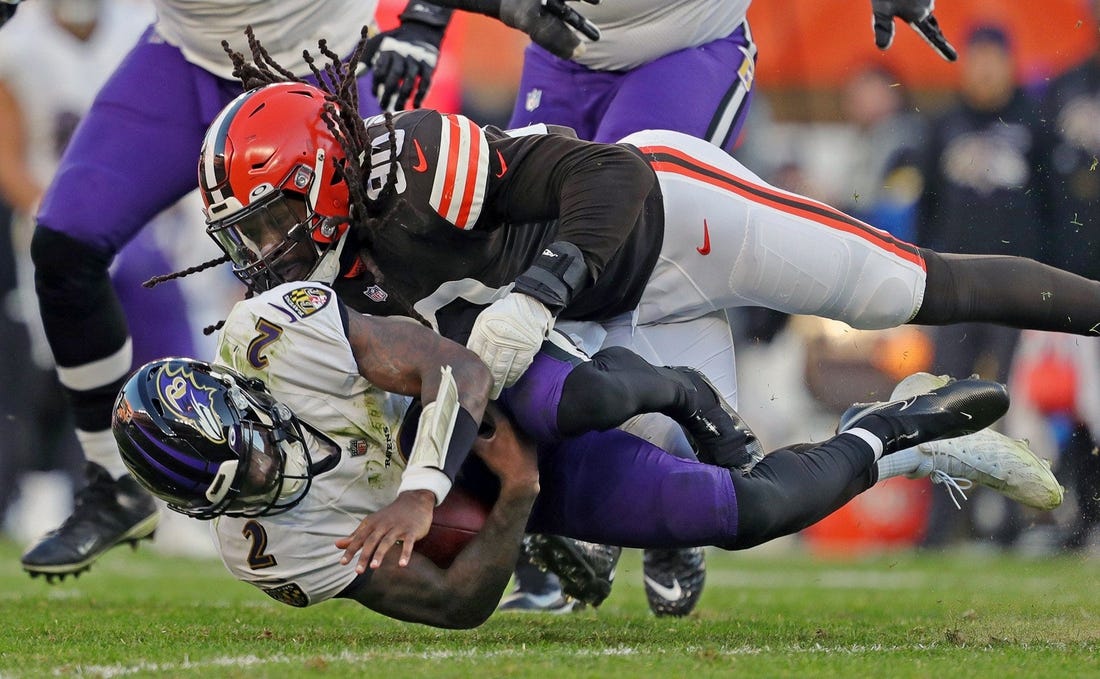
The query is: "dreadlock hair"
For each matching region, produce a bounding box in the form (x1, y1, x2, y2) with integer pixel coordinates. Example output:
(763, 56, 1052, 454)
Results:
(149, 26, 429, 326)
(143, 254, 230, 289)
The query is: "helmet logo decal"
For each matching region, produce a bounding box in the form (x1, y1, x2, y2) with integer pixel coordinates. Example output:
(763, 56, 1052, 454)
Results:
(283, 286, 331, 318)
(249, 183, 275, 200)
(157, 364, 226, 443)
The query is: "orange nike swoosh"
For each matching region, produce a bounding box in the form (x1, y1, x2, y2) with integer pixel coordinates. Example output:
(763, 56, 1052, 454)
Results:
(412, 139, 429, 173)
(697, 219, 711, 255)
(494, 149, 508, 178)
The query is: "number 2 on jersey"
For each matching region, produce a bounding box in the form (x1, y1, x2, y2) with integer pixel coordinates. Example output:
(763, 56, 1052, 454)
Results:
(242, 520, 277, 570)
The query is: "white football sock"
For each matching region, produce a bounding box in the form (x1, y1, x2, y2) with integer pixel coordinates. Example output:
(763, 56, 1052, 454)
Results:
(77, 428, 129, 479)
(875, 447, 929, 481)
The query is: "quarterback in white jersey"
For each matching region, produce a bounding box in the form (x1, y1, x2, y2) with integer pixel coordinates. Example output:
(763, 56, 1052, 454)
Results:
(211, 283, 414, 605)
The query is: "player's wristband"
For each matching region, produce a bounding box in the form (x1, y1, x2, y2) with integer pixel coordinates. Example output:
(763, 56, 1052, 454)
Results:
(513, 240, 589, 313)
(399, 1, 454, 28)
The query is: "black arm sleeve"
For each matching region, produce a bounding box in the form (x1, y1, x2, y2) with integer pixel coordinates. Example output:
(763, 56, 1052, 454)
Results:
(485, 130, 657, 283)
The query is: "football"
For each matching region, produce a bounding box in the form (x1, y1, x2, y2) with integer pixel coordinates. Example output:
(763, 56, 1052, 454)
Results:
(414, 485, 491, 568)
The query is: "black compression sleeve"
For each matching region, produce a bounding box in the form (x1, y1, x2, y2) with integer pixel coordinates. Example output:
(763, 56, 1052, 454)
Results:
(441, 407, 480, 481)
(728, 437, 877, 550)
(914, 249, 1100, 335)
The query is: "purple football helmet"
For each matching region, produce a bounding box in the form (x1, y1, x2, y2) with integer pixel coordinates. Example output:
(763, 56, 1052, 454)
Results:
(113, 358, 314, 519)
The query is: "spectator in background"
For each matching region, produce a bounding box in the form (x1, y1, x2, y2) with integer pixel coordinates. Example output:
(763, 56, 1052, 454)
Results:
(838, 64, 927, 242)
(1037, 0, 1100, 552)
(912, 23, 1053, 548)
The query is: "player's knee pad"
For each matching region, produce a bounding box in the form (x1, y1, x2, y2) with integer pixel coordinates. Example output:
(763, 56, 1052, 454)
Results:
(30, 226, 114, 313)
(844, 274, 924, 329)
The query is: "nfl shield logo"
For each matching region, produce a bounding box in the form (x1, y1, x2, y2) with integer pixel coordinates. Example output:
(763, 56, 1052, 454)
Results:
(525, 88, 542, 113)
(364, 285, 388, 302)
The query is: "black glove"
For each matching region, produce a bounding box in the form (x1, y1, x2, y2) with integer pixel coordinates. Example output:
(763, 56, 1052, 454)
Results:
(1, 1, 19, 29)
(871, 0, 957, 62)
(499, 0, 601, 60)
(363, 2, 452, 111)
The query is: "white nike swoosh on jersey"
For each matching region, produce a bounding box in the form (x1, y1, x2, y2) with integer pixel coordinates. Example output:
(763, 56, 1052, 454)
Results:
(644, 574, 684, 601)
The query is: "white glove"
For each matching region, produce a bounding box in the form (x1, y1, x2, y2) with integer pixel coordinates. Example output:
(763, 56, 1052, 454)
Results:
(467, 292, 553, 398)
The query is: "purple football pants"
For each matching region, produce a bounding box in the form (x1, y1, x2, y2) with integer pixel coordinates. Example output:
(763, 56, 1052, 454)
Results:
(496, 348, 878, 550)
(507, 23, 756, 152)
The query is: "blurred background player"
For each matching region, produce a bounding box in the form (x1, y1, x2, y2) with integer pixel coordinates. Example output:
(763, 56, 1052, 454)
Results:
(0, 0, 204, 550)
(835, 62, 927, 242)
(9, 0, 601, 582)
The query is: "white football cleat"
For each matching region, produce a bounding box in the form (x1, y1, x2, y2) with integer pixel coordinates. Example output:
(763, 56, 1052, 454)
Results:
(891, 373, 1064, 511)
(910, 430, 1064, 510)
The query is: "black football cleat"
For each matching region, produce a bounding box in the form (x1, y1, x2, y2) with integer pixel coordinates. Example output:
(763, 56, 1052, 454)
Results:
(643, 547, 706, 617)
(497, 586, 584, 613)
(523, 534, 621, 607)
(838, 377, 1009, 453)
(22, 462, 159, 582)
(673, 367, 764, 474)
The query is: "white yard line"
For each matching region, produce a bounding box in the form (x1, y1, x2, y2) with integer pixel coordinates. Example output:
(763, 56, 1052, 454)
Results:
(57, 643, 1009, 678)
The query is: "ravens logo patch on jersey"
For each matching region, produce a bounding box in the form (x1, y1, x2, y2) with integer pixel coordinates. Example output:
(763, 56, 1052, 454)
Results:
(263, 582, 310, 608)
(283, 287, 331, 318)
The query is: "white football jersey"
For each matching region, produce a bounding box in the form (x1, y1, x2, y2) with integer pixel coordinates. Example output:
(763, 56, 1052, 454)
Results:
(211, 282, 410, 606)
(574, 0, 751, 70)
(151, 0, 378, 79)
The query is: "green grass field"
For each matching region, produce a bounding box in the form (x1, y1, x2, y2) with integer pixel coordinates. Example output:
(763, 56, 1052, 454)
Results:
(2, 538, 1098, 678)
